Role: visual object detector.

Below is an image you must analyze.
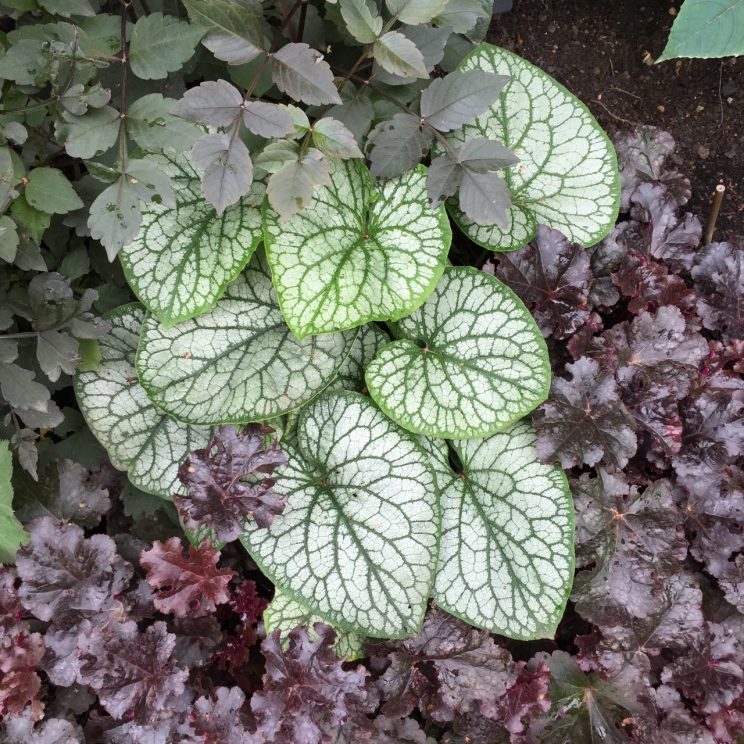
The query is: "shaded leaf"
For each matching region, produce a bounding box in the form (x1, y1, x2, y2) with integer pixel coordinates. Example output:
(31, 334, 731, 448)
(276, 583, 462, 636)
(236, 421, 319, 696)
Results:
(55, 107, 120, 160)
(387, 0, 448, 25)
(368, 113, 433, 179)
(171, 79, 243, 127)
(312, 117, 363, 159)
(25, 168, 83, 215)
(0, 443, 27, 563)
(340, 0, 383, 43)
(192, 132, 253, 214)
(271, 43, 341, 105)
(266, 148, 329, 220)
(129, 13, 204, 80)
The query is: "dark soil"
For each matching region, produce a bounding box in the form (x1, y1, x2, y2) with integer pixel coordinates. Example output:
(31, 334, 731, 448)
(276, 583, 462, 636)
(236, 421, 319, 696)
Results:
(488, 0, 744, 241)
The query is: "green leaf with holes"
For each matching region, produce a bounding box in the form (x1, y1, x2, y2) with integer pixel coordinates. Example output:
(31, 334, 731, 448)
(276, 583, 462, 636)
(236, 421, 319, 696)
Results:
(447, 44, 619, 251)
(431, 421, 574, 639)
(75, 305, 211, 497)
(264, 587, 365, 660)
(263, 159, 451, 339)
(118, 152, 264, 326)
(241, 390, 439, 638)
(136, 252, 355, 425)
(365, 266, 550, 439)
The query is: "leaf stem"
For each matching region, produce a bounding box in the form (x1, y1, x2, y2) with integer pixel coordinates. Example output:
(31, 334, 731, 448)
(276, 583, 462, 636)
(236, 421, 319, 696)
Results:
(117, 0, 132, 170)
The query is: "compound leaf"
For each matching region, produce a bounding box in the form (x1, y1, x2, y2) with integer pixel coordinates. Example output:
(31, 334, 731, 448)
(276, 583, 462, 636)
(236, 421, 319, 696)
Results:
(433, 421, 574, 639)
(119, 152, 264, 325)
(241, 390, 439, 638)
(264, 159, 451, 338)
(366, 266, 550, 438)
(75, 304, 212, 496)
(448, 44, 619, 250)
(264, 587, 364, 660)
(136, 252, 355, 425)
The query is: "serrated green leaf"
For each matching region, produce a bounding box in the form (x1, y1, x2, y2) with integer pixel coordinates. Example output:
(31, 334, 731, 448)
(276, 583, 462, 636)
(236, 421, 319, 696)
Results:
(128, 94, 201, 152)
(312, 117, 363, 159)
(0, 440, 28, 563)
(659, 0, 744, 60)
(271, 43, 342, 105)
(25, 167, 83, 215)
(75, 304, 212, 496)
(264, 159, 451, 338)
(129, 13, 205, 80)
(433, 0, 486, 34)
(368, 113, 434, 179)
(10, 196, 50, 244)
(38, 0, 94, 16)
(183, 0, 266, 64)
(264, 587, 365, 660)
(171, 79, 243, 127)
(386, 0, 448, 26)
(366, 266, 550, 438)
(0, 216, 19, 263)
(119, 152, 263, 325)
(88, 176, 142, 261)
(339, 0, 383, 43)
(432, 421, 574, 639)
(56, 106, 120, 160)
(136, 252, 355, 425)
(420, 70, 509, 132)
(373, 31, 429, 78)
(242, 390, 439, 638)
(447, 45, 619, 250)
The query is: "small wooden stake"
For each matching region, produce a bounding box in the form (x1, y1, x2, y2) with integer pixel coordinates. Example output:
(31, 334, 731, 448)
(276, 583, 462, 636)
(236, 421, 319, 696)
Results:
(703, 184, 726, 245)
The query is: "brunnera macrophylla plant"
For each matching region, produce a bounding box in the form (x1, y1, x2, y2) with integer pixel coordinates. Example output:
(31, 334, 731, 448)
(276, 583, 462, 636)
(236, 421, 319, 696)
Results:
(0, 0, 617, 642)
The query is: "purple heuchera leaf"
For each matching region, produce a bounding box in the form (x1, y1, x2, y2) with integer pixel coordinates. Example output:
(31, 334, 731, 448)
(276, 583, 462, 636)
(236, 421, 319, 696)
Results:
(188, 686, 257, 743)
(491, 225, 592, 339)
(534, 357, 637, 469)
(15, 517, 132, 626)
(77, 620, 188, 721)
(571, 470, 687, 623)
(176, 425, 287, 543)
(692, 240, 744, 340)
(661, 622, 744, 714)
(369, 607, 518, 724)
(252, 623, 368, 744)
(140, 537, 235, 618)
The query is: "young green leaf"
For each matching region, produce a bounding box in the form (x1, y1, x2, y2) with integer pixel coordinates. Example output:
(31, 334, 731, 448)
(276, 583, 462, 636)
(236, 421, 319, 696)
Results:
(373, 31, 429, 78)
(421, 70, 509, 132)
(340, 0, 383, 44)
(118, 152, 264, 325)
(264, 587, 365, 660)
(386, 0, 448, 25)
(191, 132, 254, 214)
(136, 252, 355, 425)
(183, 0, 266, 64)
(271, 43, 342, 105)
(658, 0, 744, 60)
(312, 117, 363, 159)
(263, 159, 451, 338)
(241, 390, 440, 638)
(365, 266, 550, 438)
(432, 421, 574, 639)
(369, 113, 434, 179)
(0, 440, 28, 562)
(128, 13, 205, 80)
(25, 168, 83, 215)
(448, 44, 620, 250)
(74, 304, 212, 496)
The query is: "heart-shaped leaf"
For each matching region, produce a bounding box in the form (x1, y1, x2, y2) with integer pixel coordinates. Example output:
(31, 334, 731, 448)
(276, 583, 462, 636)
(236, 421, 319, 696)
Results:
(136, 253, 354, 425)
(119, 152, 264, 325)
(431, 421, 574, 639)
(241, 390, 439, 638)
(264, 587, 364, 660)
(365, 266, 549, 438)
(75, 304, 211, 496)
(264, 159, 451, 338)
(447, 44, 619, 251)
